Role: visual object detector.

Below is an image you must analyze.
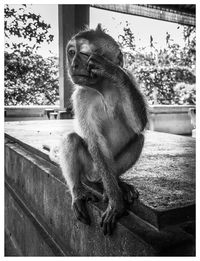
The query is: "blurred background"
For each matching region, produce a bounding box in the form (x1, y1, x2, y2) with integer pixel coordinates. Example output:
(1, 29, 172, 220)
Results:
(4, 4, 196, 136)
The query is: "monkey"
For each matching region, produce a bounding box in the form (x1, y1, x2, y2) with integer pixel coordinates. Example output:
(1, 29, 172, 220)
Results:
(58, 24, 148, 235)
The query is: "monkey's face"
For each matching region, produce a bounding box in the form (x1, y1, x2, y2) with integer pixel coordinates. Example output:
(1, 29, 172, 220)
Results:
(67, 38, 100, 86)
(67, 33, 123, 87)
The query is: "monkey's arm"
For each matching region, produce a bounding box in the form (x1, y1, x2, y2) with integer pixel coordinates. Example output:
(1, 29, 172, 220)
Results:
(88, 133, 125, 235)
(88, 53, 123, 82)
(88, 53, 148, 134)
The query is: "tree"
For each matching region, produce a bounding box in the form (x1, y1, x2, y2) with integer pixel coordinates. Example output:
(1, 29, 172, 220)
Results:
(5, 50, 59, 105)
(4, 4, 54, 51)
(4, 4, 59, 106)
(117, 22, 196, 105)
(182, 26, 196, 67)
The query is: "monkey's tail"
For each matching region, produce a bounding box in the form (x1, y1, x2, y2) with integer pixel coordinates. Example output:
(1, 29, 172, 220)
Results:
(43, 144, 60, 165)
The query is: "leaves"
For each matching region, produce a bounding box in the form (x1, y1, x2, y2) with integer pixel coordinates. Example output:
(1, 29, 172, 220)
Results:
(4, 4, 54, 48)
(174, 82, 196, 105)
(134, 66, 195, 105)
(4, 49, 59, 106)
(4, 4, 58, 106)
(117, 23, 196, 105)
(118, 21, 136, 50)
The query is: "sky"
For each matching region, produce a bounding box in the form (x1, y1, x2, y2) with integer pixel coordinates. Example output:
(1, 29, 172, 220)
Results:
(5, 4, 59, 57)
(6, 4, 187, 58)
(90, 7, 186, 50)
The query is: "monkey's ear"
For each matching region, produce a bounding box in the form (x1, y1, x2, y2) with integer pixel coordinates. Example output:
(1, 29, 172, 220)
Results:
(96, 23, 102, 31)
(95, 23, 105, 32)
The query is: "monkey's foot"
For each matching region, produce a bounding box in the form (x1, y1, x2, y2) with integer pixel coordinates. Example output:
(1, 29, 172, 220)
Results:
(48, 145, 60, 164)
(118, 181, 139, 204)
(100, 201, 126, 236)
(102, 192, 108, 203)
(73, 188, 99, 225)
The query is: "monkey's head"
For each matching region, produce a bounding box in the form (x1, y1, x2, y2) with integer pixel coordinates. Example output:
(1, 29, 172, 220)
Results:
(66, 24, 123, 86)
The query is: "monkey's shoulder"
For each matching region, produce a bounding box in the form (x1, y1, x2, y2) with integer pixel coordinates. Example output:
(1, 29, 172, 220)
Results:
(72, 86, 97, 104)
(72, 86, 110, 113)
(71, 87, 103, 123)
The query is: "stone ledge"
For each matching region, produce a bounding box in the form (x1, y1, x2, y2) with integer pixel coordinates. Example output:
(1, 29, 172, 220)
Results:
(5, 120, 195, 230)
(5, 141, 195, 256)
(149, 105, 196, 114)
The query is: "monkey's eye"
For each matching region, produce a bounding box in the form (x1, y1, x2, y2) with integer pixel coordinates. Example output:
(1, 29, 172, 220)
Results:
(68, 49, 76, 57)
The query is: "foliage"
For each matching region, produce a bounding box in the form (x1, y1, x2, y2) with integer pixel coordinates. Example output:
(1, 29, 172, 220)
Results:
(174, 82, 196, 105)
(5, 48, 59, 105)
(5, 6, 196, 106)
(134, 66, 195, 105)
(119, 22, 196, 105)
(4, 4, 54, 51)
(118, 21, 136, 50)
(182, 26, 196, 67)
(4, 4, 59, 106)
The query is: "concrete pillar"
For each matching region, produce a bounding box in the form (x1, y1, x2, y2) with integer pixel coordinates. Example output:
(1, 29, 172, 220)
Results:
(58, 5, 90, 109)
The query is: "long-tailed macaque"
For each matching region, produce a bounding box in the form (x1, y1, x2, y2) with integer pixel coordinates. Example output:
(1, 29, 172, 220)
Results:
(59, 24, 148, 235)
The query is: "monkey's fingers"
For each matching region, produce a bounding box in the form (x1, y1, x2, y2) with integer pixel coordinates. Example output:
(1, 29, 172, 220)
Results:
(89, 52, 110, 65)
(85, 191, 99, 202)
(87, 58, 99, 71)
(125, 187, 139, 204)
(130, 188, 139, 200)
(102, 192, 108, 203)
(87, 61, 102, 79)
(100, 210, 117, 236)
(73, 199, 91, 225)
(91, 68, 104, 77)
(87, 53, 108, 70)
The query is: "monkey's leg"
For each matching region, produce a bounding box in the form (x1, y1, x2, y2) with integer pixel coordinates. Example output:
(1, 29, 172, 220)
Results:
(101, 180, 139, 205)
(103, 134, 144, 204)
(99, 135, 144, 235)
(59, 132, 98, 225)
(101, 134, 144, 204)
(115, 133, 144, 204)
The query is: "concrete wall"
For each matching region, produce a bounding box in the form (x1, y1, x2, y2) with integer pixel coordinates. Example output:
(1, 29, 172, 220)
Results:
(148, 105, 195, 135)
(5, 105, 60, 122)
(5, 138, 195, 256)
(5, 105, 195, 135)
(5, 142, 155, 256)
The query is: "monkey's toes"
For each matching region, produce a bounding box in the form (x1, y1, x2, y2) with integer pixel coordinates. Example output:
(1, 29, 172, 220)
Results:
(100, 209, 117, 236)
(100, 202, 126, 236)
(125, 188, 139, 204)
(85, 191, 99, 202)
(102, 192, 108, 203)
(118, 181, 139, 204)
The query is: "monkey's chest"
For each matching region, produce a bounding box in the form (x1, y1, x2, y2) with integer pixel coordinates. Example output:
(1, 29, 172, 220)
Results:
(102, 119, 133, 154)
(73, 88, 132, 153)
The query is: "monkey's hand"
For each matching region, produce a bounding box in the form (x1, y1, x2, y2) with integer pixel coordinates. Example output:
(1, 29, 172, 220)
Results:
(100, 194, 126, 236)
(87, 53, 119, 80)
(72, 186, 99, 225)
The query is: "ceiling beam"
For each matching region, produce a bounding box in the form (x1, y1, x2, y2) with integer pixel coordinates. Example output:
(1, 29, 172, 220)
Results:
(91, 4, 195, 26)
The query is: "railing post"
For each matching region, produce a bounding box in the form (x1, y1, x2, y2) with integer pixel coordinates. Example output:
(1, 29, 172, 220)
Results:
(58, 5, 90, 110)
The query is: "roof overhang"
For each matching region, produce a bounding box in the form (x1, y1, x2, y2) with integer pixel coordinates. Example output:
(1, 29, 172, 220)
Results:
(91, 4, 196, 26)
